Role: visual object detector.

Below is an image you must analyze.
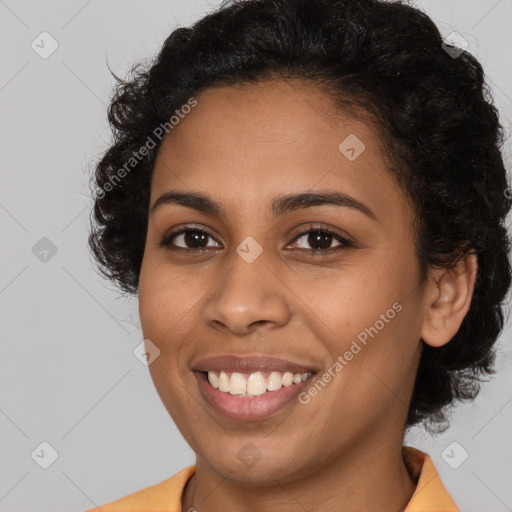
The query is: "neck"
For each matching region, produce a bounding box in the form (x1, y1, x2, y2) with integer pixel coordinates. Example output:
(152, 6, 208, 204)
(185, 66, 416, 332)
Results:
(181, 435, 416, 512)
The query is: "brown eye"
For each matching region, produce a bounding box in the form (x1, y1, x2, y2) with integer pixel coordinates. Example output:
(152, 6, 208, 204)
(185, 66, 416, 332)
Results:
(160, 228, 221, 250)
(289, 227, 352, 254)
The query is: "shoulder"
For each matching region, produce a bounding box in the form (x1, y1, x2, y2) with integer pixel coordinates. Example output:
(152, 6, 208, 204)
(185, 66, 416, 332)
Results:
(83, 465, 196, 512)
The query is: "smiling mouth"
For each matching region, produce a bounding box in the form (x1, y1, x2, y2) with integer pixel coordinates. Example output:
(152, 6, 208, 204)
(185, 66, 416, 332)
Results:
(195, 369, 316, 421)
(202, 370, 314, 396)
(192, 354, 318, 420)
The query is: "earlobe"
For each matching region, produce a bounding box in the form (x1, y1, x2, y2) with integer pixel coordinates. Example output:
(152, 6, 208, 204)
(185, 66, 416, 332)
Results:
(420, 253, 478, 348)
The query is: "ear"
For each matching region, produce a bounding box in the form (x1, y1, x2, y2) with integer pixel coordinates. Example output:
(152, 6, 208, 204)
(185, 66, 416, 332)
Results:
(420, 253, 478, 348)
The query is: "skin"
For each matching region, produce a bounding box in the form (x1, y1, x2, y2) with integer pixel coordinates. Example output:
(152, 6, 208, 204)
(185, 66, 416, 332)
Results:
(137, 79, 477, 512)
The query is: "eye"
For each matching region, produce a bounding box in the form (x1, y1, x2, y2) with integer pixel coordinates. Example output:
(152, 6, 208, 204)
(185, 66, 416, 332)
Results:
(160, 224, 352, 254)
(287, 225, 352, 254)
(160, 226, 221, 252)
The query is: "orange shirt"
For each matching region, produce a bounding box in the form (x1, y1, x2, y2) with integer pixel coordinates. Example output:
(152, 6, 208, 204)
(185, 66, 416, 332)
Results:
(85, 446, 459, 511)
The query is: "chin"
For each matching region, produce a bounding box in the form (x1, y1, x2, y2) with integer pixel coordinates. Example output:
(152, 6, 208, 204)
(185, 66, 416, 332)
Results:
(198, 444, 315, 486)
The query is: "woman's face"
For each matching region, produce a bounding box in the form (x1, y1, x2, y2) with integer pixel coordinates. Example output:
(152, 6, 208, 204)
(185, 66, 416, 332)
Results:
(138, 80, 426, 483)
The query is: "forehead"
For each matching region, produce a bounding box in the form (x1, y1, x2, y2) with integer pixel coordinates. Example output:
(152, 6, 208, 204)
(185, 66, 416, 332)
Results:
(157, 80, 376, 153)
(150, 80, 407, 221)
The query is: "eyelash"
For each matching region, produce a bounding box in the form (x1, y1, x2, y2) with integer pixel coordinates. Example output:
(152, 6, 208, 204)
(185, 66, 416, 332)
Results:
(159, 224, 353, 255)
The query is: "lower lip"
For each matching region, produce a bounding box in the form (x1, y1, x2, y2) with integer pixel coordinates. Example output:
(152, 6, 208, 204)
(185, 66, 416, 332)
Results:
(194, 371, 314, 421)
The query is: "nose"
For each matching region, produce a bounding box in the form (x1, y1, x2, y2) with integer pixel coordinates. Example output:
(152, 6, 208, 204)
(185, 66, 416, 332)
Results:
(202, 251, 291, 336)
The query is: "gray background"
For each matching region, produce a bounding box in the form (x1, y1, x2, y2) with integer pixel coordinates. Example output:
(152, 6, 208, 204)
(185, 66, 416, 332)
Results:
(0, 1, 511, 510)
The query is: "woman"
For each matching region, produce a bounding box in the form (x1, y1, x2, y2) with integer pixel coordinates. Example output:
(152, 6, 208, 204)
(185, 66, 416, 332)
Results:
(87, 0, 511, 510)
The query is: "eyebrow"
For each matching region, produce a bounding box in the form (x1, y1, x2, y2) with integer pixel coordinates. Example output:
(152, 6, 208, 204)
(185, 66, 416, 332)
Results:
(150, 190, 377, 221)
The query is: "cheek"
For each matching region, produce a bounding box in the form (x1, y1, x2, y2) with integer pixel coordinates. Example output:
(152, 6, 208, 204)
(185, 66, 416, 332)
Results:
(138, 257, 186, 339)
(138, 261, 205, 386)
(297, 266, 398, 342)
(138, 269, 193, 416)
(138, 277, 168, 342)
(308, 251, 421, 378)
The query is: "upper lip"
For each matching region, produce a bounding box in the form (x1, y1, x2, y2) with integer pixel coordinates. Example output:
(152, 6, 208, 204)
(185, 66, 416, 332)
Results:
(192, 355, 318, 374)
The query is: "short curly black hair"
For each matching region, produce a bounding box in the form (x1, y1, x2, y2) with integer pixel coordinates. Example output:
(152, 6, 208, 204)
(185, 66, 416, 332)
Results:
(88, 0, 512, 430)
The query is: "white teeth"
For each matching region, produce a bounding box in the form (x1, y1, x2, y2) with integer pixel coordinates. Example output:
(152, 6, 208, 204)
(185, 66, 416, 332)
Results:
(229, 372, 247, 394)
(206, 370, 312, 396)
(208, 371, 219, 389)
(218, 371, 230, 392)
(282, 372, 294, 386)
(247, 371, 267, 395)
(266, 371, 283, 391)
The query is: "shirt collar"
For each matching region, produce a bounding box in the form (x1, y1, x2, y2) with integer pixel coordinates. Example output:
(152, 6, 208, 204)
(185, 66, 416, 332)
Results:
(403, 446, 459, 511)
